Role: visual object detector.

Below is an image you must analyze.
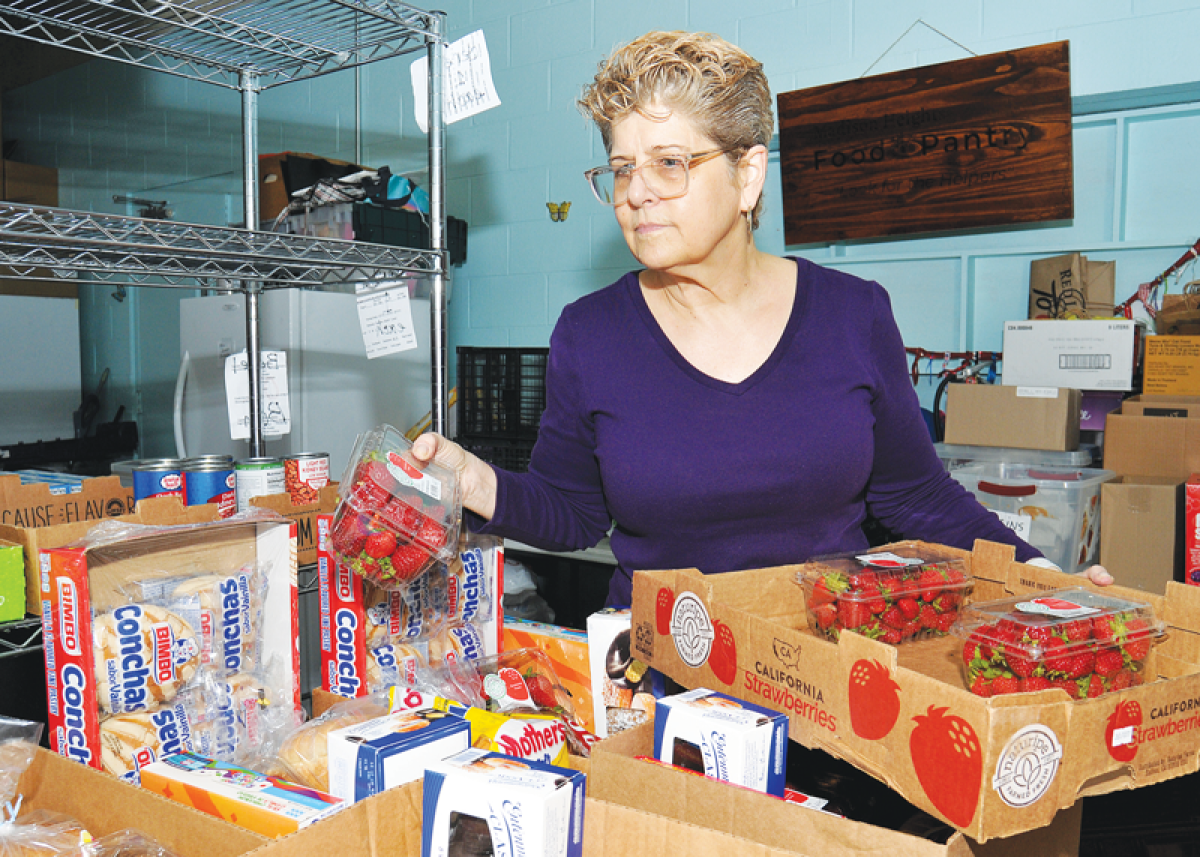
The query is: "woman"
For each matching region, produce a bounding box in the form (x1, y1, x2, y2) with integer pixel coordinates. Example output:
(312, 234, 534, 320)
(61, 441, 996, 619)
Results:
(414, 31, 1112, 605)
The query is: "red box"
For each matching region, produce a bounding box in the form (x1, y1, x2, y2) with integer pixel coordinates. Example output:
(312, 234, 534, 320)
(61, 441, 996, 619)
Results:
(316, 513, 503, 700)
(41, 517, 299, 771)
(1186, 475, 1200, 585)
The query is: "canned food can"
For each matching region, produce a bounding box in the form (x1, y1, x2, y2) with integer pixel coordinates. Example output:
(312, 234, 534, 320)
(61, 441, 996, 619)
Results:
(235, 457, 285, 513)
(132, 458, 184, 504)
(183, 461, 237, 518)
(285, 452, 330, 506)
(180, 454, 235, 468)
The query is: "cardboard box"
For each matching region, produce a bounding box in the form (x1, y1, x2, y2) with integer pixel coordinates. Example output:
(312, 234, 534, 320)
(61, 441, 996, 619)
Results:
(1118, 394, 1200, 417)
(1100, 476, 1184, 593)
(589, 722, 1083, 857)
(944, 385, 1081, 451)
(1028, 253, 1115, 320)
(40, 515, 300, 772)
(0, 487, 210, 614)
(1104, 410, 1200, 479)
(250, 483, 340, 566)
(0, 537, 25, 621)
(1002, 320, 1136, 391)
(1186, 476, 1200, 586)
(630, 540, 1200, 842)
(1144, 335, 1200, 396)
(3, 159, 58, 206)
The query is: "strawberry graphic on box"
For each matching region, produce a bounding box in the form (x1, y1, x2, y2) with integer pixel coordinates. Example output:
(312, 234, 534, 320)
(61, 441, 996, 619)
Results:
(953, 587, 1164, 700)
(329, 425, 461, 588)
(848, 658, 901, 740)
(910, 705, 982, 829)
(708, 619, 738, 686)
(797, 545, 972, 646)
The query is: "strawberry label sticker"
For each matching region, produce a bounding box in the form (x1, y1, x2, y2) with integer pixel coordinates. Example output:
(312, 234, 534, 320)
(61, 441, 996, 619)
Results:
(1015, 597, 1101, 619)
(483, 667, 535, 710)
(385, 451, 443, 501)
(992, 724, 1063, 808)
(670, 592, 715, 669)
(854, 552, 924, 568)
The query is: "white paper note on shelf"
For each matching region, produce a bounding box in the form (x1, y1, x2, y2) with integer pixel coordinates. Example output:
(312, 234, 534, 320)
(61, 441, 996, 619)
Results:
(410, 29, 501, 133)
(224, 350, 291, 439)
(356, 282, 418, 359)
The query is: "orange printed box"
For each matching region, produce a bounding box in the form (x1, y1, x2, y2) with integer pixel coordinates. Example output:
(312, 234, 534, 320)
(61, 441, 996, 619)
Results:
(139, 752, 345, 838)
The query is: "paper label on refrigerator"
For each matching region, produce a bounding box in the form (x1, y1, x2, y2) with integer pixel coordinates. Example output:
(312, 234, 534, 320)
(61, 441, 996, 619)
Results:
(224, 350, 291, 439)
(356, 283, 418, 359)
(410, 29, 502, 133)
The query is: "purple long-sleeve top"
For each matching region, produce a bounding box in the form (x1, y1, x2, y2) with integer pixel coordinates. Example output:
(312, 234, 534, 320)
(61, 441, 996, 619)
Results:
(474, 257, 1040, 605)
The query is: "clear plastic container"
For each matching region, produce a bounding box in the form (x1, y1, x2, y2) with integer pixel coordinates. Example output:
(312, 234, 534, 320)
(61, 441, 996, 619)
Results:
(951, 587, 1165, 699)
(330, 424, 461, 587)
(795, 543, 973, 644)
(948, 463, 1115, 573)
(934, 443, 1099, 472)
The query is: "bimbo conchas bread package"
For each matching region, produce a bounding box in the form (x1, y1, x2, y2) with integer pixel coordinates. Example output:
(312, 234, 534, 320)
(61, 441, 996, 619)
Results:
(316, 513, 502, 699)
(422, 749, 585, 857)
(630, 538, 1200, 842)
(40, 514, 300, 781)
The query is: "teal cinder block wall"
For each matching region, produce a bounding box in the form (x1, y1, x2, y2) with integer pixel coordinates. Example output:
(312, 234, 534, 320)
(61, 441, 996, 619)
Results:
(5, 1, 1200, 453)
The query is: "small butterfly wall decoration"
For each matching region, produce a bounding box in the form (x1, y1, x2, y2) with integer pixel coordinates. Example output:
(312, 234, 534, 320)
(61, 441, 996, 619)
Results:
(546, 201, 571, 222)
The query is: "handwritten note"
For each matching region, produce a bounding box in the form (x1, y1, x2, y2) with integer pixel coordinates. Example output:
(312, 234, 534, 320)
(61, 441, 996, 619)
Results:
(224, 350, 291, 439)
(410, 30, 501, 133)
(356, 282, 418, 359)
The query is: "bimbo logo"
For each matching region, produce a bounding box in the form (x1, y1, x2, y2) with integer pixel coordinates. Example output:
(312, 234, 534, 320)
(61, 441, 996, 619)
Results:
(388, 592, 403, 637)
(152, 623, 175, 685)
(57, 577, 82, 657)
(59, 663, 92, 764)
(332, 609, 362, 696)
(336, 561, 355, 602)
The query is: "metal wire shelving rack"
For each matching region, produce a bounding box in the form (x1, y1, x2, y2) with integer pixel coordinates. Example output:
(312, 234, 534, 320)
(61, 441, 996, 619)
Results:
(0, 0, 453, 453)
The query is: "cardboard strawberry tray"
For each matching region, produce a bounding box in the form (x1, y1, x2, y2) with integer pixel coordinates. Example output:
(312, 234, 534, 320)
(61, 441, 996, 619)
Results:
(629, 539, 1200, 843)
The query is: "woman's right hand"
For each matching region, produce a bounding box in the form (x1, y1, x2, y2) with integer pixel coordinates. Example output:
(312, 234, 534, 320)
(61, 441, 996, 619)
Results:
(410, 432, 499, 520)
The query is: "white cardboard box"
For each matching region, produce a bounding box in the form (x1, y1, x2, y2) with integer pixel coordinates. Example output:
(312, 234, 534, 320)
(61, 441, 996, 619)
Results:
(1002, 319, 1135, 390)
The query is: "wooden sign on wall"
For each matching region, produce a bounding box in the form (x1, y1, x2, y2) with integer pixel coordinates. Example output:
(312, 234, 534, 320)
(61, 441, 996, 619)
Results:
(777, 41, 1073, 245)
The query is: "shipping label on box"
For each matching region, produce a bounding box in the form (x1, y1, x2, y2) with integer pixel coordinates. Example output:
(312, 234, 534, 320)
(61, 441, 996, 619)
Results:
(1145, 336, 1200, 396)
(1002, 320, 1136, 390)
(629, 543, 1200, 842)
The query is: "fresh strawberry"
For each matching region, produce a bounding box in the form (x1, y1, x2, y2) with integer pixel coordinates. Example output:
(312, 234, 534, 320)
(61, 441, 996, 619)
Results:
(838, 599, 871, 631)
(898, 597, 920, 620)
(1092, 616, 1116, 642)
(389, 545, 428, 582)
(330, 512, 368, 557)
(1025, 625, 1055, 646)
(1021, 676, 1052, 692)
(1007, 649, 1036, 678)
(1063, 620, 1092, 642)
(881, 627, 904, 645)
(881, 606, 907, 630)
(1051, 677, 1080, 698)
(902, 621, 923, 640)
(970, 675, 993, 697)
(525, 673, 559, 709)
(1042, 637, 1072, 674)
(1095, 648, 1124, 677)
(1110, 670, 1135, 692)
(415, 516, 448, 551)
(859, 584, 886, 614)
(919, 604, 939, 630)
(1085, 674, 1106, 698)
(813, 603, 837, 631)
(991, 675, 1020, 695)
(812, 573, 848, 607)
(1064, 651, 1096, 679)
(1122, 619, 1154, 660)
(916, 569, 945, 600)
(962, 636, 981, 666)
(935, 611, 957, 633)
(364, 530, 398, 559)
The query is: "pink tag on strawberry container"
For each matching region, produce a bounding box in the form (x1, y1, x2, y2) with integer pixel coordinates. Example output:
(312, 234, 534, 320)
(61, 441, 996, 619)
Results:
(329, 424, 462, 588)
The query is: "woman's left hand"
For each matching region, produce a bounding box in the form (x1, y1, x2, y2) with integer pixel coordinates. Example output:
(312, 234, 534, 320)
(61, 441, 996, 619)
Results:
(1082, 565, 1114, 586)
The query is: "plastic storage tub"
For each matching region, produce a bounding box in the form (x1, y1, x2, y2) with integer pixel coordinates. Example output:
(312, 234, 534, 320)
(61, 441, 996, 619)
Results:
(951, 587, 1165, 699)
(329, 424, 461, 587)
(795, 543, 973, 644)
(949, 462, 1115, 573)
(933, 443, 1099, 472)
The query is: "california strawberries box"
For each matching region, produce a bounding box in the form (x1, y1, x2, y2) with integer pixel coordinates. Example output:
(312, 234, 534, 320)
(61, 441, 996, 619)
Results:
(630, 539, 1200, 842)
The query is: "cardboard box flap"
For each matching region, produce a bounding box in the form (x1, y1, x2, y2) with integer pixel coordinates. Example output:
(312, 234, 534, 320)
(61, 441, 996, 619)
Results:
(583, 798, 799, 857)
(18, 748, 268, 857)
(0, 473, 132, 526)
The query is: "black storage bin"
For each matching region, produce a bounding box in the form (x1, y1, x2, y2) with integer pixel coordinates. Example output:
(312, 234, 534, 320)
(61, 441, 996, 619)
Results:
(458, 437, 537, 473)
(456, 347, 550, 440)
(352, 202, 468, 266)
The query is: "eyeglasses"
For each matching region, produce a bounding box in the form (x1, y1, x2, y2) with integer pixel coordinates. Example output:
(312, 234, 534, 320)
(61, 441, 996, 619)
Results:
(584, 149, 731, 206)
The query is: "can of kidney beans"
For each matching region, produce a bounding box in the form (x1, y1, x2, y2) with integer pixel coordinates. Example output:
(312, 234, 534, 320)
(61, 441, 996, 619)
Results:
(132, 459, 184, 503)
(284, 452, 330, 506)
(183, 460, 236, 518)
(235, 457, 285, 513)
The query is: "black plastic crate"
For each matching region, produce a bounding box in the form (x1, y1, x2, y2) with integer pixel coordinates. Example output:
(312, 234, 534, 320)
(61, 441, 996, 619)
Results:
(458, 437, 536, 473)
(352, 202, 468, 266)
(456, 347, 549, 440)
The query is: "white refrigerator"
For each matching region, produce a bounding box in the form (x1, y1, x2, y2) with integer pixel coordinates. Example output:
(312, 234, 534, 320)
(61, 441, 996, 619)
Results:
(175, 289, 433, 480)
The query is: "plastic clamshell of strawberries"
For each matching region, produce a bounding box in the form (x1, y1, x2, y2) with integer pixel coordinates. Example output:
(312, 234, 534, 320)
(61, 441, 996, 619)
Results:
(950, 586, 1167, 700)
(329, 424, 462, 586)
(794, 544, 974, 646)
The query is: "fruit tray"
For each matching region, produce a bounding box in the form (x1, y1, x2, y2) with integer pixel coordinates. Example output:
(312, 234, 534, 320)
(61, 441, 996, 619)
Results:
(795, 543, 972, 644)
(951, 587, 1166, 699)
(329, 424, 461, 587)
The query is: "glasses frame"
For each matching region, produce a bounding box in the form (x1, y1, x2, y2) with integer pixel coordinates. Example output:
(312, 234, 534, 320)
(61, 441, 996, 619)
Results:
(584, 148, 732, 206)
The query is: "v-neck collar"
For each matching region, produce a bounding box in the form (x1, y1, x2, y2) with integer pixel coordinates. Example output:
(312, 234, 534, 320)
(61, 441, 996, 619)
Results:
(627, 258, 806, 395)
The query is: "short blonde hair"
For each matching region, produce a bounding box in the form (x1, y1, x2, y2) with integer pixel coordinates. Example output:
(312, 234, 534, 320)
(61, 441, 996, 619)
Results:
(578, 31, 774, 229)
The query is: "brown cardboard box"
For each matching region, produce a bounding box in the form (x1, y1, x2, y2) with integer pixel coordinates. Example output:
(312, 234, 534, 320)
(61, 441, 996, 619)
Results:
(0, 484, 211, 614)
(589, 722, 1083, 857)
(944, 385, 1081, 451)
(250, 482, 339, 565)
(1145, 335, 1200, 396)
(630, 541, 1200, 842)
(1100, 476, 1184, 592)
(3, 159, 58, 206)
(1119, 394, 1200, 418)
(1104, 410, 1200, 479)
